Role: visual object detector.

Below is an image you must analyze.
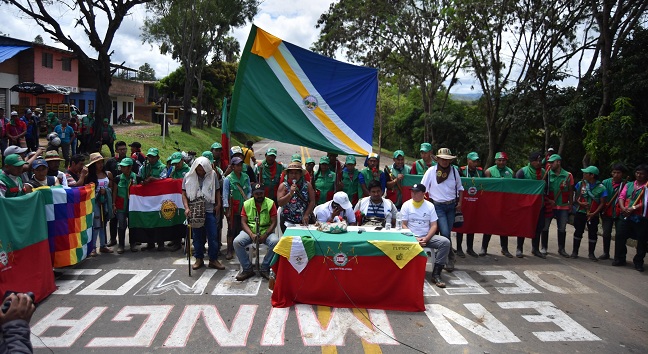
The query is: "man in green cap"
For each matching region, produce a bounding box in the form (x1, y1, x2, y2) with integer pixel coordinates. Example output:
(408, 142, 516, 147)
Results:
(98, 118, 116, 156)
(168, 152, 190, 179)
(0, 154, 26, 198)
(456, 152, 483, 258)
(571, 166, 607, 260)
(386, 150, 411, 209)
(411, 142, 436, 175)
(256, 147, 283, 203)
(515, 151, 547, 258)
(360, 152, 386, 197)
(313, 156, 336, 204)
(111, 157, 139, 253)
(210, 142, 226, 172)
(599, 163, 627, 260)
(482, 152, 516, 258)
(46, 112, 59, 134)
(139, 148, 168, 184)
(341, 155, 362, 206)
(543, 154, 574, 257)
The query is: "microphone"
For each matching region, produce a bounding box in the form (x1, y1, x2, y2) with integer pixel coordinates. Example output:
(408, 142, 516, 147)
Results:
(292, 179, 297, 195)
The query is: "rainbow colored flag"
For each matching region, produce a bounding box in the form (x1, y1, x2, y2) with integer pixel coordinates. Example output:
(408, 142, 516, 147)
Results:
(41, 184, 95, 267)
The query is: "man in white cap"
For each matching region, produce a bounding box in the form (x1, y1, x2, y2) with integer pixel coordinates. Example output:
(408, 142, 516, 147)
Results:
(314, 191, 357, 225)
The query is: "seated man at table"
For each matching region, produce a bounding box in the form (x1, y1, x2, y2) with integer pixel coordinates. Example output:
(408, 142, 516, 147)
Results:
(354, 180, 397, 227)
(314, 191, 357, 225)
(401, 183, 450, 288)
(234, 183, 279, 281)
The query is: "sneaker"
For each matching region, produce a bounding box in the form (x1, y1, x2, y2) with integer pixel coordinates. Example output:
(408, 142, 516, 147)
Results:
(235, 269, 256, 281)
(208, 260, 226, 270)
(516, 249, 523, 258)
(540, 247, 547, 255)
(478, 248, 487, 257)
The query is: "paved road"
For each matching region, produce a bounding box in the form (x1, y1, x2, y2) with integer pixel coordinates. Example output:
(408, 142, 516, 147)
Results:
(28, 140, 648, 353)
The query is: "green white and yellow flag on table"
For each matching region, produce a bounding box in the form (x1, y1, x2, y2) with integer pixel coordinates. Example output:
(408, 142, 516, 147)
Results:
(273, 236, 316, 273)
(229, 25, 378, 156)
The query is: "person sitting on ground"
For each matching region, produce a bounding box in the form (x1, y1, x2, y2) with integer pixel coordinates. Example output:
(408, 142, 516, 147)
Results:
(401, 183, 450, 288)
(65, 154, 88, 187)
(314, 191, 357, 225)
(276, 161, 316, 231)
(25, 158, 59, 192)
(234, 183, 279, 281)
(0, 292, 36, 353)
(354, 180, 397, 227)
(0, 154, 27, 198)
(44, 151, 68, 187)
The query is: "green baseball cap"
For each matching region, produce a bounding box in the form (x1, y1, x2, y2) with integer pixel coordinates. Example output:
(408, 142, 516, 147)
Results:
(393, 150, 405, 158)
(291, 153, 302, 162)
(345, 155, 356, 164)
(4, 154, 26, 167)
(202, 151, 214, 163)
(266, 148, 277, 156)
(548, 154, 561, 162)
(467, 152, 479, 161)
(210, 142, 222, 149)
(305, 157, 315, 164)
(146, 148, 159, 157)
(581, 166, 599, 175)
(319, 156, 330, 164)
(170, 152, 183, 164)
(118, 158, 134, 167)
(420, 143, 432, 152)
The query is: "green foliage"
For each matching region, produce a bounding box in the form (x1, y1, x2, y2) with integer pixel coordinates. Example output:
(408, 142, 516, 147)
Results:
(137, 63, 157, 81)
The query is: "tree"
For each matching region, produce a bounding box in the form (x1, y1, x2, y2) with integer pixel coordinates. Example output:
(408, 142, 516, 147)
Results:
(33, 35, 44, 44)
(6, 0, 152, 142)
(137, 63, 157, 81)
(142, 0, 258, 133)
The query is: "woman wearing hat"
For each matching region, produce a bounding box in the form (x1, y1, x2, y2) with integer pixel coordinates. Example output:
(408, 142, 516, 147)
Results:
(85, 152, 114, 256)
(277, 161, 316, 231)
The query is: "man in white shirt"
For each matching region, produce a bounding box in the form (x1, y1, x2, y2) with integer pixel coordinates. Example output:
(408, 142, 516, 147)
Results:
(314, 191, 357, 225)
(354, 180, 397, 226)
(401, 183, 450, 288)
(420, 147, 463, 271)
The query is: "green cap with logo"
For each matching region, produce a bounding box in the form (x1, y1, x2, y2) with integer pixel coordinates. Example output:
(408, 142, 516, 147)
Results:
(170, 152, 183, 164)
(266, 147, 277, 156)
(210, 142, 222, 149)
(305, 157, 315, 164)
(118, 158, 134, 167)
(548, 154, 561, 162)
(393, 150, 405, 158)
(420, 143, 432, 152)
(467, 152, 479, 161)
(581, 166, 599, 175)
(291, 153, 302, 162)
(319, 156, 330, 164)
(345, 155, 356, 164)
(4, 154, 26, 167)
(146, 148, 159, 157)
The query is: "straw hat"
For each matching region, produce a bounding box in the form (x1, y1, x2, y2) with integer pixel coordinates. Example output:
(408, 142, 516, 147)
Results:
(436, 148, 456, 160)
(85, 152, 105, 167)
(286, 162, 303, 171)
(44, 150, 62, 161)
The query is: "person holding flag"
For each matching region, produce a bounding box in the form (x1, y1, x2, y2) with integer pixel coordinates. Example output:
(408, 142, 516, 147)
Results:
(599, 164, 627, 260)
(613, 164, 648, 272)
(482, 152, 515, 258)
(515, 152, 548, 258)
(456, 152, 483, 258)
(571, 166, 607, 260)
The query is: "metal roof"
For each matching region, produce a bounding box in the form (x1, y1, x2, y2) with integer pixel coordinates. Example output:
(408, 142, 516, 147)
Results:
(0, 45, 30, 64)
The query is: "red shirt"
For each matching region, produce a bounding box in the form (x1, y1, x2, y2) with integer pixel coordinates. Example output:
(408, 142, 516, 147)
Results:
(6, 119, 26, 137)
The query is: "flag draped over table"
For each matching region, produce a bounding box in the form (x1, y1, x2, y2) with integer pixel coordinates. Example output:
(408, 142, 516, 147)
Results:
(129, 179, 186, 243)
(272, 236, 315, 273)
(0, 191, 56, 302)
(229, 25, 378, 156)
(42, 185, 95, 267)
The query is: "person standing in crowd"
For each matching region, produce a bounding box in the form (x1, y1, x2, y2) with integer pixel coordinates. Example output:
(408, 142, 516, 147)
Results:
(225, 146, 257, 183)
(233, 183, 279, 281)
(482, 152, 515, 258)
(183, 156, 225, 270)
(613, 164, 648, 272)
(6, 111, 26, 148)
(456, 152, 483, 258)
(411, 143, 436, 175)
(257, 147, 283, 203)
(355, 180, 397, 227)
(401, 183, 450, 288)
(314, 191, 357, 224)
(241, 140, 256, 166)
(276, 161, 316, 231)
(78, 111, 94, 153)
(138, 148, 167, 251)
(327, 152, 344, 187)
(599, 164, 627, 260)
(111, 158, 138, 254)
(360, 152, 386, 196)
(105, 141, 129, 247)
(305, 158, 316, 182)
(44, 151, 68, 187)
(0, 154, 26, 198)
(69, 116, 79, 155)
(54, 116, 75, 168)
(222, 157, 251, 260)
(129, 141, 146, 175)
(65, 154, 88, 187)
(571, 166, 607, 260)
(543, 154, 574, 257)
(25, 158, 59, 192)
(98, 118, 116, 156)
(313, 156, 336, 205)
(210, 142, 226, 172)
(341, 155, 362, 206)
(46, 112, 59, 134)
(22, 109, 38, 152)
(420, 148, 463, 272)
(0, 108, 7, 159)
(85, 152, 113, 256)
(386, 150, 411, 210)
(515, 151, 547, 258)
(168, 152, 190, 179)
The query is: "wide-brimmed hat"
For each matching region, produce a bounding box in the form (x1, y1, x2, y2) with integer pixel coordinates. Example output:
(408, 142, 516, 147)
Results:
(45, 150, 62, 161)
(286, 162, 303, 171)
(436, 148, 456, 160)
(85, 152, 105, 167)
(333, 191, 352, 210)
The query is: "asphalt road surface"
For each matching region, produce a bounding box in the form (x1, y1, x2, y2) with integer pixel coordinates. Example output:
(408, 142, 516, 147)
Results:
(29, 139, 648, 353)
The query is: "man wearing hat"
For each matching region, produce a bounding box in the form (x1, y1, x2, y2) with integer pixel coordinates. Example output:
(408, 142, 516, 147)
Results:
(305, 157, 316, 179)
(277, 161, 316, 231)
(168, 152, 190, 180)
(97, 118, 116, 156)
(571, 166, 607, 260)
(45, 150, 68, 187)
(614, 164, 648, 271)
(411, 143, 436, 175)
(25, 158, 59, 191)
(110, 157, 139, 253)
(139, 148, 168, 184)
(313, 156, 336, 205)
(54, 116, 75, 167)
(341, 155, 363, 206)
(456, 152, 483, 258)
(6, 111, 26, 149)
(420, 148, 463, 271)
(225, 146, 257, 183)
(222, 156, 252, 260)
(0, 154, 27, 198)
(543, 154, 574, 257)
(401, 183, 450, 288)
(46, 112, 59, 134)
(234, 182, 278, 281)
(386, 150, 411, 209)
(515, 151, 548, 258)
(599, 164, 627, 260)
(256, 147, 283, 203)
(360, 152, 386, 197)
(314, 191, 357, 225)
(482, 152, 515, 258)
(210, 142, 226, 172)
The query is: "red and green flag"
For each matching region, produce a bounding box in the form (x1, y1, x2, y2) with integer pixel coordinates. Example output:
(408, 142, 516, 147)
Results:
(129, 179, 186, 243)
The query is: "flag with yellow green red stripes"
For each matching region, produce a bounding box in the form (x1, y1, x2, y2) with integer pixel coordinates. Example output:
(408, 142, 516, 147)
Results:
(229, 25, 378, 156)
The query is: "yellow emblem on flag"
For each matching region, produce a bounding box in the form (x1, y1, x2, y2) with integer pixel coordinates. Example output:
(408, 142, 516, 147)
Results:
(368, 240, 424, 269)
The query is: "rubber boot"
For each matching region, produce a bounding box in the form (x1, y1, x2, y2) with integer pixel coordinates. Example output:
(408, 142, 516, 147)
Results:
(599, 236, 611, 260)
(558, 231, 570, 257)
(431, 264, 446, 288)
(445, 248, 455, 272)
(480, 234, 491, 256)
(588, 240, 598, 261)
(541, 230, 549, 254)
(571, 238, 581, 258)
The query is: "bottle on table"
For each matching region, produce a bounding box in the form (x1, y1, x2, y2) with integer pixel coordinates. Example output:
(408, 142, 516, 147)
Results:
(396, 212, 403, 230)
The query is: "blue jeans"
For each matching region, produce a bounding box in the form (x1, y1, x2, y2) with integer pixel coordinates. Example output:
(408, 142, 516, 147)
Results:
(234, 230, 279, 272)
(192, 212, 220, 260)
(92, 226, 107, 249)
(433, 202, 456, 240)
(544, 209, 569, 233)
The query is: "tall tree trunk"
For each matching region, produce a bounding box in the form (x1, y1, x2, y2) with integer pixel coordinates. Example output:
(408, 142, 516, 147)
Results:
(93, 60, 113, 153)
(182, 66, 194, 134)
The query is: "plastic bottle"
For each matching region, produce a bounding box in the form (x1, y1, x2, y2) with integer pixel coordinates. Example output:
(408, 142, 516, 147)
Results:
(396, 212, 403, 230)
(385, 219, 391, 230)
(268, 269, 276, 290)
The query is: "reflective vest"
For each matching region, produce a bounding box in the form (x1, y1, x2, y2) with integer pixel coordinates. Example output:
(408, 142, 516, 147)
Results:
(243, 197, 274, 235)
